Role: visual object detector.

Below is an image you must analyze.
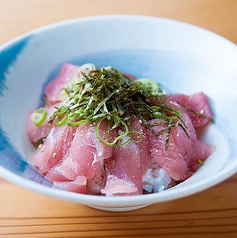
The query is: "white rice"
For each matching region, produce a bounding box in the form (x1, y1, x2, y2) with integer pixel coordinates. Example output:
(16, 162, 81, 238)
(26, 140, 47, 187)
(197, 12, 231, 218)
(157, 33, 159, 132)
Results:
(142, 160, 174, 193)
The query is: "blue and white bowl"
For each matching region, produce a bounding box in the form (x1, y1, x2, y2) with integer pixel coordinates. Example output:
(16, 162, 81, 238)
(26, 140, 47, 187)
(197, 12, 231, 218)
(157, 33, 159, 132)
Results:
(0, 15, 237, 211)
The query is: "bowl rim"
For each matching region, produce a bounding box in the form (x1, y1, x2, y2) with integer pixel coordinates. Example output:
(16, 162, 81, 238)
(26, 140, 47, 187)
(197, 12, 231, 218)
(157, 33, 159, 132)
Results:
(1, 14, 237, 50)
(1, 162, 237, 207)
(0, 14, 237, 208)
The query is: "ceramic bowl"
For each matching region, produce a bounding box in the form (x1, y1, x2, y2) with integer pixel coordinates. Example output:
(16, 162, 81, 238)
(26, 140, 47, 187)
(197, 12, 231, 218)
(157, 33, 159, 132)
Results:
(0, 15, 237, 212)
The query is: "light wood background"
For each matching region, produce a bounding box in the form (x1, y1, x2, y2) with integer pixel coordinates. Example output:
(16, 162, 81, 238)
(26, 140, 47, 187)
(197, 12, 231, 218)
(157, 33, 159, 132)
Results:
(0, 1, 237, 237)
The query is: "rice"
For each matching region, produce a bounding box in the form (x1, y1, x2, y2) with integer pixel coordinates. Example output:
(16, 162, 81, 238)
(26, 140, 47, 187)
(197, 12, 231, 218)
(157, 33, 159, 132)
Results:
(142, 160, 174, 193)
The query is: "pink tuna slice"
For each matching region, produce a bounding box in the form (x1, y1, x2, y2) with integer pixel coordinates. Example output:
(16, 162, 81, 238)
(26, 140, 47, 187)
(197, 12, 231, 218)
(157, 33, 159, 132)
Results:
(44, 63, 79, 106)
(53, 176, 86, 193)
(53, 176, 87, 193)
(131, 118, 151, 174)
(147, 121, 191, 181)
(172, 113, 215, 171)
(101, 140, 142, 196)
(46, 120, 114, 183)
(31, 125, 76, 175)
(101, 175, 138, 196)
(147, 113, 215, 181)
(102, 119, 151, 196)
(168, 92, 213, 127)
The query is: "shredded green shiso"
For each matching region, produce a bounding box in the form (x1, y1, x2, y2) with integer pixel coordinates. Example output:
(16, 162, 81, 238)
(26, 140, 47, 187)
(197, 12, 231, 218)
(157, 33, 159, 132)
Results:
(45, 66, 188, 148)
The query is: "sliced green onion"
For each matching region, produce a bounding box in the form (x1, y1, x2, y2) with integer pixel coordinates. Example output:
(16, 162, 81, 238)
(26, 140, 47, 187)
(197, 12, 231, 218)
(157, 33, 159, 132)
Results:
(60, 88, 70, 102)
(96, 118, 130, 147)
(31, 108, 47, 126)
(198, 159, 204, 165)
(55, 113, 69, 126)
(67, 118, 90, 126)
(137, 78, 161, 93)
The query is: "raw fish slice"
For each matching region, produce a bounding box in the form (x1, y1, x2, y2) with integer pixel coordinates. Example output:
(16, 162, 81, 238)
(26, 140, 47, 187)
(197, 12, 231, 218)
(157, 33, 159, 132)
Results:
(101, 175, 138, 196)
(45, 167, 68, 182)
(53, 176, 87, 193)
(102, 119, 152, 196)
(131, 118, 151, 174)
(102, 139, 143, 196)
(147, 113, 215, 181)
(147, 120, 192, 181)
(31, 125, 75, 174)
(44, 63, 79, 105)
(168, 92, 213, 127)
(173, 113, 215, 170)
(47, 121, 114, 181)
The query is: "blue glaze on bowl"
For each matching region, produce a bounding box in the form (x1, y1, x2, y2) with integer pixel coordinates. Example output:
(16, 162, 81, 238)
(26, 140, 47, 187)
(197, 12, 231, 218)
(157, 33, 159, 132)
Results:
(0, 127, 54, 186)
(0, 36, 32, 95)
(0, 35, 54, 186)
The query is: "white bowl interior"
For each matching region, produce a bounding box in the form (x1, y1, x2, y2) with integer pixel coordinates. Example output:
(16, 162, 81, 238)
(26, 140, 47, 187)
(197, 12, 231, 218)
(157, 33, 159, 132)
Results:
(0, 15, 237, 211)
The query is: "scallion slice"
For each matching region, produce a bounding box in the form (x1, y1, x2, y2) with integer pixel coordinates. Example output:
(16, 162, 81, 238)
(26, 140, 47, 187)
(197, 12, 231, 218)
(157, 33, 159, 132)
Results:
(31, 108, 47, 126)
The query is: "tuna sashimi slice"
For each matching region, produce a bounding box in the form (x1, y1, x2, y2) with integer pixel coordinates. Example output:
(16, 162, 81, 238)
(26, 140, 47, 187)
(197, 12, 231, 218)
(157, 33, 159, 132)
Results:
(131, 118, 151, 174)
(101, 175, 138, 196)
(168, 92, 213, 127)
(172, 113, 215, 171)
(45, 166, 69, 182)
(46, 121, 114, 182)
(102, 140, 144, 196)
(147, 113, 215, 181)
(102, 119, 152, 196)
(31, 125, 75, 174)
(147, 121, 192, 181)
(44, 63, 79, 105)
(53, 176, 87, 193)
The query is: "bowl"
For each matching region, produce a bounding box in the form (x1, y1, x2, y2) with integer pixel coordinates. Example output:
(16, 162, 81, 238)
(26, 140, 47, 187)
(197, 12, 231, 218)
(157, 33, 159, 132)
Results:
(0, 15, 237, 212)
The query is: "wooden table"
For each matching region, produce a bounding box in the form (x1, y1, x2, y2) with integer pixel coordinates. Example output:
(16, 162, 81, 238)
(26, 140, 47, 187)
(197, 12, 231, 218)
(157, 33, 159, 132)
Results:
(0, 1, 237, 237)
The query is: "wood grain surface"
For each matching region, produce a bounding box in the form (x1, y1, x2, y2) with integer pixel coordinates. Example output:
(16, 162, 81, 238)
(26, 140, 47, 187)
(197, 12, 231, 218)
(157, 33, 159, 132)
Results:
(0, 1, 237, 237)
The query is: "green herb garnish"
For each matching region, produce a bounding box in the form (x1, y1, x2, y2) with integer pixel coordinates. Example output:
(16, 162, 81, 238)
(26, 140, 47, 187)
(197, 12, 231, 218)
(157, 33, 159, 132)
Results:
(49, 66, 187, 147)
(198, 159, 204, 165)
(31, 107, 47, 126)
